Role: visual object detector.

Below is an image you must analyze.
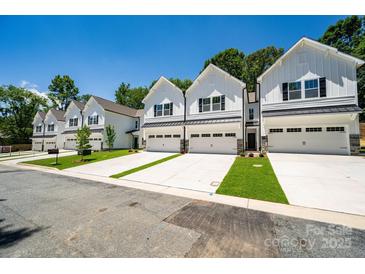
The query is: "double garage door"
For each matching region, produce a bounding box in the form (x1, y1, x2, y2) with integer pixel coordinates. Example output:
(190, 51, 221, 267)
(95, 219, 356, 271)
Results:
(268, 126, 349, 155)
(147, 134, 181, 152)
(189, 132, 237, 154)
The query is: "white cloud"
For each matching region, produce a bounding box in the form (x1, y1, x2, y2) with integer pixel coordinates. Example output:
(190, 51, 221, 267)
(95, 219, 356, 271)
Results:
(19, 80, 49, 100)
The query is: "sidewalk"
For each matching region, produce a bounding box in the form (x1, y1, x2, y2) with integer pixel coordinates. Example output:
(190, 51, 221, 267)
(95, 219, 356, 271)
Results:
(2, 159, 365, 230)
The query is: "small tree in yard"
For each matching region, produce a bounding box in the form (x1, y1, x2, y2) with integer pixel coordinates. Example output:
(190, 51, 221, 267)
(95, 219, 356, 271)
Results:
(105, 124, 116, 151)
(76, 125, 92, 161)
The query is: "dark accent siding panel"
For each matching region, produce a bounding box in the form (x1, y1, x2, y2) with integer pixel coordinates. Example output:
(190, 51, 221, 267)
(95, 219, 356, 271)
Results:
(320, 77, 326, 97)
(198, 98, 203, 113)
(154, 105, 157, 117)
(221, 95, 225, 111)
(282, 83, 288, 101)
(170, 102, 173, 115)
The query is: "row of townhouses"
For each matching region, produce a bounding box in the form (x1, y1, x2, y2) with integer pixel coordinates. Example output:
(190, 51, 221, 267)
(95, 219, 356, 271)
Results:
(32, 37, 364, 156)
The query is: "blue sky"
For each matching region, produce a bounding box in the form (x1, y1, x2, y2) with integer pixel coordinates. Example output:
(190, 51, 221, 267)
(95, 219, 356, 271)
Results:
(0, 16, 345, 100)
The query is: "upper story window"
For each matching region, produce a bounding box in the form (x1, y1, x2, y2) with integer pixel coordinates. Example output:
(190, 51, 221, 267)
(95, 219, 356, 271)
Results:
(35, 125, 42, 133)
(305, 79, 319, 98)
(88, 115, 99, 125)
(199, 95, 225, 113)
(135, 120, 138, 129)
(289, 81, 301, 100)
(47, 124, 55, 132)
(283, 77, 326, 102)
(154, 103, 173, 117)
(249, 108, 254, 120)
(69, 118, 78, 127)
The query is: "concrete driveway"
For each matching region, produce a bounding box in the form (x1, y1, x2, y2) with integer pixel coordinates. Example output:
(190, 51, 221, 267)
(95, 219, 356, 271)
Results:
(268, 153, 365, 216)
(123, 153, 236, 193)
(65, 151, 175, 177)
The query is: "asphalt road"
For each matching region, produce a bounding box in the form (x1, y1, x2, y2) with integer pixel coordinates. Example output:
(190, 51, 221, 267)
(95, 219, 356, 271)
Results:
(0, 164, 364, 257)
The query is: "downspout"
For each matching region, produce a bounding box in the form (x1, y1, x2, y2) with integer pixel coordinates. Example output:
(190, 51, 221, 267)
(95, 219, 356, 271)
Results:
(80, 110, 84, 127)
(183, 92, 187, 153)
(41, 120, 46, 152)
(242, 87, 246, 155)
(257, 82, 262, 152)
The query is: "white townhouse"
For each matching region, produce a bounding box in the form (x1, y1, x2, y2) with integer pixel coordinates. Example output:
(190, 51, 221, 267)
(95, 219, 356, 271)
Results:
(142, 64, 260, 154)
(258, 37, 364, 155)
(63, 100, 86, 150)
(31, 109, 65, 151)
(185, 64, 259, 154)
(63, 96, 141, 150)
(142, 77, 186, 152)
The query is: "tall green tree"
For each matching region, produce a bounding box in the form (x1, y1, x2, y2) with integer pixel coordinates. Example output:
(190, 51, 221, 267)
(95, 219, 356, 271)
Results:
(77, 93, 92, 104)
(319, 15, 365, 120)
(149, 78, 193, 93)
(202, 48, 245, 80)
(242, 46, 284, 92)
(48, 75, 79, 111)
(105, 124, 116, 151)
(115, 82, 148, 109)
(0, 85, 48, 144)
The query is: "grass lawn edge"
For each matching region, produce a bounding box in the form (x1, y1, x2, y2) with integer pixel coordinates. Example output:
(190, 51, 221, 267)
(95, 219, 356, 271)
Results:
(110, 153, 182, 178)
(216, 156, 289, 205)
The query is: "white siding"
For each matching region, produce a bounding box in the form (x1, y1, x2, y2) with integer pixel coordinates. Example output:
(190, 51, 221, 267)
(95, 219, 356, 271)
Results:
(64, 103, 83, 131)
(83, 98, 105, 130)
(186, 66, 243, 120)
(144, 80, 184, 123)
(261, 43, 358, 110)
(104, 111, 138, 149)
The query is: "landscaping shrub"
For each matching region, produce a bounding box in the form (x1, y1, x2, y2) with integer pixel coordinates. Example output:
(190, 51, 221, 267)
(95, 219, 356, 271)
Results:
(248, 153, 254, 157)
(259, 153, 265, 157)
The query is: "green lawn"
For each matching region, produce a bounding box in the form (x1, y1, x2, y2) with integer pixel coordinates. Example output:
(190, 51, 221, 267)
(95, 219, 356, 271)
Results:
(23, 150, 135, 170)
(110, 153, 181, 178)
(216, 157, 289, 204)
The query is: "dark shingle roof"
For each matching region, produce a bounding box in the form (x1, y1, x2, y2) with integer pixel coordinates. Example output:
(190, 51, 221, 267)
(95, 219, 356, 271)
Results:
(262, 105, 362, 117)
(142, 116, 241, 128)
(37, 111, 46, 120)
(50, 109, 66, 121)
(92, 96, 139, 117)
(72, 100, 85, 110)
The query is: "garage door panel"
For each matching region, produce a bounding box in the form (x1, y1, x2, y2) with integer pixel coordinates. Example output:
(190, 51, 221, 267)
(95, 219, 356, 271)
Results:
(189, 135, 237, 155)
(147, 137, 180, 152)
(268, 128, 349, 155)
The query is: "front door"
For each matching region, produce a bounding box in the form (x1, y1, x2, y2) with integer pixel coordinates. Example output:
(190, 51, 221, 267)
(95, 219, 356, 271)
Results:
(133, 137, 139, 149)
(247, 133, 256, 150)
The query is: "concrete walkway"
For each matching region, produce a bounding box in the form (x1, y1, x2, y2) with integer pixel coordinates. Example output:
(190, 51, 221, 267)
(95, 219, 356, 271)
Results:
(65, 151, 175, 177)
(268, 153, 365, 216)
(123, 153, 236, 193)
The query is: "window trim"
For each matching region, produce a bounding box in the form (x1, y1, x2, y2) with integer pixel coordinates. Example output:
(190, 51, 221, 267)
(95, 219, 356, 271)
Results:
(305, 127, 322, 132)
(269, 128, 283, 133)
(47, 124, 55, 132)
(190, 134, 199, 138)
(288, 81, 302, 100)
(88, 115, 99, 125)
(249, 108, 254, 120)
(304, 79, 319, 99)
(326, 127, 345, 132)
(201, 133, 211, 138)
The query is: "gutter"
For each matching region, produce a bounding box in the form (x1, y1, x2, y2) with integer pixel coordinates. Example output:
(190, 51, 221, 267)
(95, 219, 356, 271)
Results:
(242, 87, 246, 154)
(183, 92, 187, 153)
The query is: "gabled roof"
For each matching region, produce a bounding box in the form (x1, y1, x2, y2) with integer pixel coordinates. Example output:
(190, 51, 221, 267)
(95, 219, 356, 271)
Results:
(71, 100, 85, 111)
(91, 96, 139, 117)
(186, 63, 245, 95)
(257, 37, 365, 82)
(37, 111, 46, 120)
(142, 76, 183, 104)
(49, 109, 66, 121)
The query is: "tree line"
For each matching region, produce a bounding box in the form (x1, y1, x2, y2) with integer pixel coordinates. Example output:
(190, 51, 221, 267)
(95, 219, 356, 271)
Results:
(1, 15, 364, 145)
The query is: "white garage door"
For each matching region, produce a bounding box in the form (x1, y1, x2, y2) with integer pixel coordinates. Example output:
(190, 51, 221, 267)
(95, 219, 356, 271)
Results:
(189, 133, 237, 154)
(146, 134, 181, 152)
(32, 140, 43, 151)
(268, 126, 349, 155)
(44, 139, 57, 151)
(64, 138, 77, 150)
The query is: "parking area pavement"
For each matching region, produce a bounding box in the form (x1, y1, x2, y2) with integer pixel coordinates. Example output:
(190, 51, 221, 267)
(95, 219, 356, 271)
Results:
(65, 151, 175, 177)
(123, 153, 236, 193)
(1, 164, 365, 258)
(268, 153, 365, 216)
